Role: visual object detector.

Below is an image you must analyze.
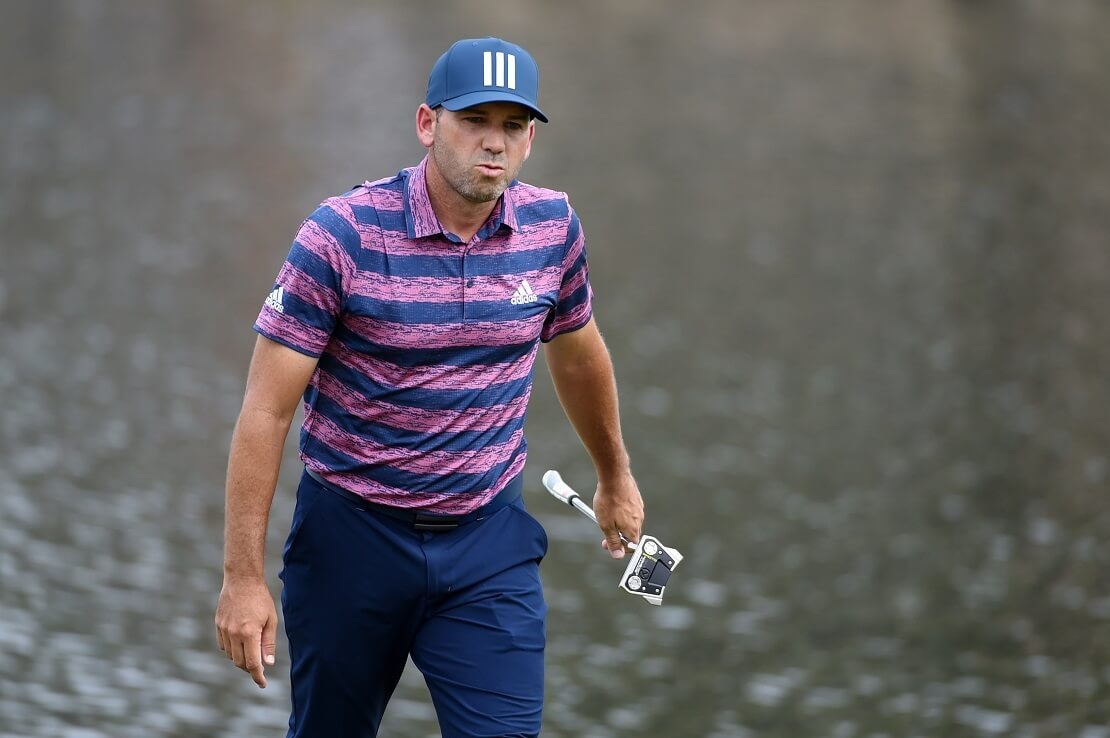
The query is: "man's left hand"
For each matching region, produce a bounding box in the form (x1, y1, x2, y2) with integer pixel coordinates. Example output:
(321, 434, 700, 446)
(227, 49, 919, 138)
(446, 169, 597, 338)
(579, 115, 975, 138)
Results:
(592, 472, 644, 560)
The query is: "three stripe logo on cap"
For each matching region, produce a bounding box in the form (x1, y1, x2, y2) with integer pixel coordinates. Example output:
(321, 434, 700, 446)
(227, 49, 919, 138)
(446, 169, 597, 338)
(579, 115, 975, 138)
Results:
(483, 51, 516, 90)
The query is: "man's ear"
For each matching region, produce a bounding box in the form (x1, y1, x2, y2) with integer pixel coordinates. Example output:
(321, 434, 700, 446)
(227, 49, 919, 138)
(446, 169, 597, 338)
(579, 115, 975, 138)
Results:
(522, 119, 536, 161)
(416, 104, 437, 148)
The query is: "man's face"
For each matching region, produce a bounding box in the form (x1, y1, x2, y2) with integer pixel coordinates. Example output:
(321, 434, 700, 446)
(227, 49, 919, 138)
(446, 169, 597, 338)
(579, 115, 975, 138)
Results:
(430, 102, 535, 204)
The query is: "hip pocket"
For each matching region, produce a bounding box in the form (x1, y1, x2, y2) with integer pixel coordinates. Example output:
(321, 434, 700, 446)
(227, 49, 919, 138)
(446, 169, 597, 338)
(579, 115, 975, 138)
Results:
(280, 471, 326, 571)
(507, 500, 549, 560)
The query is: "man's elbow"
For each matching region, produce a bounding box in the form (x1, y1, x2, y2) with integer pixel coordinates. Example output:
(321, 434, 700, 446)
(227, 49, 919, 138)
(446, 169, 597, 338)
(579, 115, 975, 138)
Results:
(238, 395, 300, 430)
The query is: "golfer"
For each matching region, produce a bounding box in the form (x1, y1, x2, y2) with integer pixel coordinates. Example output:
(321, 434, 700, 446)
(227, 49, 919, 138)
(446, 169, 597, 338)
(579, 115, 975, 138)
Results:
(215, 36, 644, 738)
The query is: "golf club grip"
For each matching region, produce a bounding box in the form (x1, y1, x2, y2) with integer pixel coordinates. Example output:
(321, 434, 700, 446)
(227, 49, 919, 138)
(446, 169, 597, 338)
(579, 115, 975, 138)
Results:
(542, 470, 598, 524)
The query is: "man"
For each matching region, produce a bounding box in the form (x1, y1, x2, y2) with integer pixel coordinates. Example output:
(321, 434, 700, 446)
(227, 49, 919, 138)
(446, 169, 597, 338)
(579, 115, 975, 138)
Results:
(215, 37, 644, 738)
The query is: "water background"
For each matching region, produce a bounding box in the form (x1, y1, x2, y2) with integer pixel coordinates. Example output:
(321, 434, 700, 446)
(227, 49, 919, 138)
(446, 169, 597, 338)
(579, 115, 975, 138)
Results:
(2, 2, 1110, 736)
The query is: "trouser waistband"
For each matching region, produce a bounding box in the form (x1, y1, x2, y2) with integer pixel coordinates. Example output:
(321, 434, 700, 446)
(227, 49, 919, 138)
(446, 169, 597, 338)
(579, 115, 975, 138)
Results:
(304, 468, 523, 531)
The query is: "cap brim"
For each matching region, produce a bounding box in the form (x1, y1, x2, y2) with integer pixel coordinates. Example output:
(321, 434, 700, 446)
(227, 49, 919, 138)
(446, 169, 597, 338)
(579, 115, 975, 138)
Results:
(441, 91, 548, 123)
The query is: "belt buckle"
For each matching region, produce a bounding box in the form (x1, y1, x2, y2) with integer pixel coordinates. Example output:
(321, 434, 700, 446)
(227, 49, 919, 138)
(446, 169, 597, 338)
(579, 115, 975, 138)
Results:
(413, 513, 460, 532)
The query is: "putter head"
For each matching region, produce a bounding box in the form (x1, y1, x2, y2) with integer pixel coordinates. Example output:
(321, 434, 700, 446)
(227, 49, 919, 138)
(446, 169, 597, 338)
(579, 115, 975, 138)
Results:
(541, 469, 684, 606)
(619, 535, 683, 606)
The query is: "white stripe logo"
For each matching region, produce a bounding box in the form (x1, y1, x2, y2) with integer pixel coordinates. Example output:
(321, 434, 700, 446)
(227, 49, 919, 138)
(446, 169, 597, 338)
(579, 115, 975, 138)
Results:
(483, 51, 517, 90)
(510, 279, 538, 305)
(265, 285, 285, 313)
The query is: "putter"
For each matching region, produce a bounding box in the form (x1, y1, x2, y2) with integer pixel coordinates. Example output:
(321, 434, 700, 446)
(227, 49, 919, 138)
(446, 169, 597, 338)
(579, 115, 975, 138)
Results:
(542, 470, 683, 606)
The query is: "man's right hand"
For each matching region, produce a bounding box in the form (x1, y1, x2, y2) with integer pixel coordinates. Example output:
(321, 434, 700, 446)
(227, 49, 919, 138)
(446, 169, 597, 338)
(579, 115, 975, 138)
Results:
(215, 576, 278, 688)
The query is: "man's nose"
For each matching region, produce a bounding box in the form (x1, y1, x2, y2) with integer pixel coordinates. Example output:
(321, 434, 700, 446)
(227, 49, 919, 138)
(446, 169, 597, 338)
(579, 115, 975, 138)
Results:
(482, 128, 506, 154)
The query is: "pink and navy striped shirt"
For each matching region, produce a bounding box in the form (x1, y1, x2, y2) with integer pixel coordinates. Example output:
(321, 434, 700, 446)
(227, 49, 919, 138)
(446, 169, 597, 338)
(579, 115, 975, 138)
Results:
(255, 156, 593, 513)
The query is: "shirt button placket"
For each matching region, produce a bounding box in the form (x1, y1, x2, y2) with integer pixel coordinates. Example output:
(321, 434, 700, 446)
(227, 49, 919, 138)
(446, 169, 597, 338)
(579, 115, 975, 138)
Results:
(462, 246, 476, 321)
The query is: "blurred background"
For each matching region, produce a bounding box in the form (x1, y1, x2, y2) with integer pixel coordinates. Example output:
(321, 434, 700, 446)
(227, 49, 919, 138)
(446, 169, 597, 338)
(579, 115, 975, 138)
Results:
(2, 1, 1109, 736)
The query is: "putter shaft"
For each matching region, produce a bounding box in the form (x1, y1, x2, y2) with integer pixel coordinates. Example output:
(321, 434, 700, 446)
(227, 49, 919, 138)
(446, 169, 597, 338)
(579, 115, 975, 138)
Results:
(542, 470, 635, 549)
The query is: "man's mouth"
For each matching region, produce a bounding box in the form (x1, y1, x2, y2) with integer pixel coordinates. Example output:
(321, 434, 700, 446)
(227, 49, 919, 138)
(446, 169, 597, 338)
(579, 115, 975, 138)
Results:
(476, 163, 504, 176)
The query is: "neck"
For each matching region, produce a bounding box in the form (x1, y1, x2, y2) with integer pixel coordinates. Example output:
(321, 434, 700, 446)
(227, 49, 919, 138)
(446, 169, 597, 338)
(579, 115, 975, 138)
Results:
(424, 156, 498, 243)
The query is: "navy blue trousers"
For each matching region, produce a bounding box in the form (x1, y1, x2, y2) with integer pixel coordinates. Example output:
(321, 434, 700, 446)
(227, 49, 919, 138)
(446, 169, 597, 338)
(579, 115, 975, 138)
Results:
(279, 469, 548, 738)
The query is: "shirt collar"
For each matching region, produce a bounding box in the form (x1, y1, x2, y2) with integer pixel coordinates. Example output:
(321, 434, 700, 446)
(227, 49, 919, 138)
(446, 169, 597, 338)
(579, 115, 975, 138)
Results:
(404, 155, 520, 239)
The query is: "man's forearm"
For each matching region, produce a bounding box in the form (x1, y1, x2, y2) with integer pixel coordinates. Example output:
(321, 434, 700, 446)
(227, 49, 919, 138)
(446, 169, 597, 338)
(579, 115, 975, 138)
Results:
(546, 322, 644, 555)
(223, 406, 294, 579)
(547, 336, 630, 480)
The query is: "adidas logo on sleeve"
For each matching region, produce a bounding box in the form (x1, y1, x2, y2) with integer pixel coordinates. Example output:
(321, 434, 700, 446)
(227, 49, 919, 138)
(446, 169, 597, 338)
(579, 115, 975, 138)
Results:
(509, 279, 538, 305)
(265, 285, 286, 313)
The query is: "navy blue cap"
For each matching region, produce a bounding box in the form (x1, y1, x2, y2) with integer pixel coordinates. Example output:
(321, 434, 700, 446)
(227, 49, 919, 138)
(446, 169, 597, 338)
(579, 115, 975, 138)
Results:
(426, 37, 548, 122)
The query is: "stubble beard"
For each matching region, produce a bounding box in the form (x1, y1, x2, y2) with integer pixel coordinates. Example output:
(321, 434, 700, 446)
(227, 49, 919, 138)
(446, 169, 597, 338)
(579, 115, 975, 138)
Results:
(431, 135, 519, 205)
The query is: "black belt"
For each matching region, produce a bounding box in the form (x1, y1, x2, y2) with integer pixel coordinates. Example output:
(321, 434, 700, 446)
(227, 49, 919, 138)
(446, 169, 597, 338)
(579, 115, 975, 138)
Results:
(305, 468, 522, 531)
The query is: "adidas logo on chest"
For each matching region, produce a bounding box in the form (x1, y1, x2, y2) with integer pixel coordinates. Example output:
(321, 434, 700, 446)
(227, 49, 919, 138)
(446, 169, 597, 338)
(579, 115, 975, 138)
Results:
(509, 279, 538, 305)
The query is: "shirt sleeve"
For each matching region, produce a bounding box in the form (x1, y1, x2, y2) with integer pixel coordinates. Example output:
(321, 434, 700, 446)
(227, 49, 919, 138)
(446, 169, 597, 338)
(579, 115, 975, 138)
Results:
(253, 198, 361, 357)
(541, 201, 594, 342)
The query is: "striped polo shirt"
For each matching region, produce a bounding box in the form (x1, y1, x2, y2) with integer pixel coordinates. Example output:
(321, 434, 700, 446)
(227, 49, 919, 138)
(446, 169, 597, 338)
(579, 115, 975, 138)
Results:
(254, 155, 593, 514)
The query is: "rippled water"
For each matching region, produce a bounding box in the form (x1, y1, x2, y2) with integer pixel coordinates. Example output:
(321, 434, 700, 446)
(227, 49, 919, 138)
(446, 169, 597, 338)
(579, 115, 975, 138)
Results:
(3, 1, 1110, 736)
